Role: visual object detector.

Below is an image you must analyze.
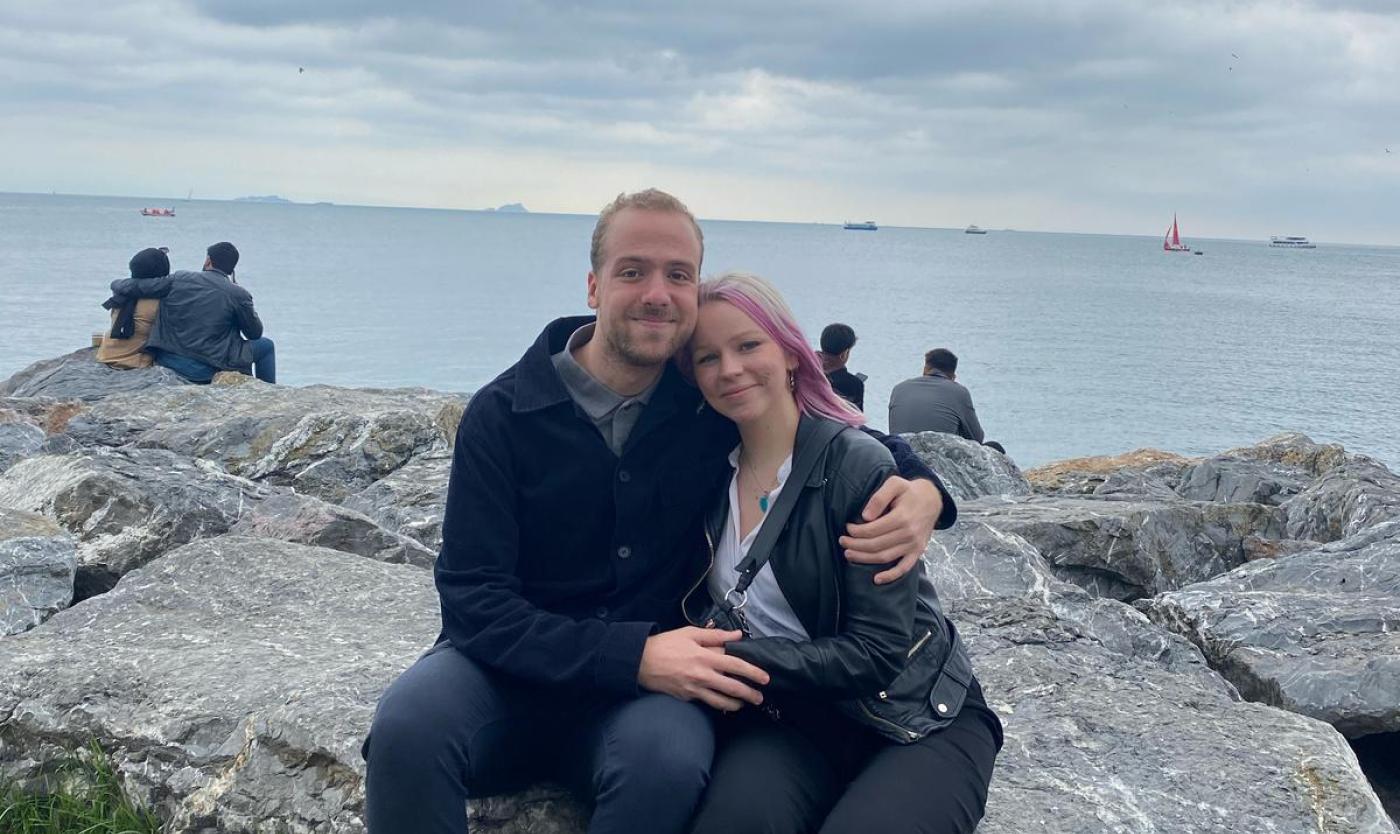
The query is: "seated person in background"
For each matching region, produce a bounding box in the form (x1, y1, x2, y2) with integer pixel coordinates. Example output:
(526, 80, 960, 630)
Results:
(97, 247, 169, 369)
(109, 241, 275, 384)
(818, 322, 865, 410)
(888, 348, 989, 445)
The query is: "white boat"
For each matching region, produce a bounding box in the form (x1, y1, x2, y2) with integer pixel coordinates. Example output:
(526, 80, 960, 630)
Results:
(964, 225, 988, 234)
(1269, 236, 1316, 249)
(843, 220, 878, 231)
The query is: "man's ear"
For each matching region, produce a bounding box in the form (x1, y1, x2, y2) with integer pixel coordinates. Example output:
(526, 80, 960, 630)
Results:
(586, 271, 601, 311)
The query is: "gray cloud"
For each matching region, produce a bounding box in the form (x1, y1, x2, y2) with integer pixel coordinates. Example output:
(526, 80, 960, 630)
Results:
(1, 1, 1396, 242)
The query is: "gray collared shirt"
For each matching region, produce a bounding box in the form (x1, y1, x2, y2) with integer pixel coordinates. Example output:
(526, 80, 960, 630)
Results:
(551, 324, 660, 456)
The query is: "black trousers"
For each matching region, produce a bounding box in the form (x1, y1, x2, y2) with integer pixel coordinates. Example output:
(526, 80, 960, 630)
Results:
(690, 689, 1000, 834)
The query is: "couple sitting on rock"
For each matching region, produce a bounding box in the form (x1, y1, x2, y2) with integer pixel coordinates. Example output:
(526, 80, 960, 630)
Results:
(364, 190, 1002, 834)
(96, 242, 276, 384)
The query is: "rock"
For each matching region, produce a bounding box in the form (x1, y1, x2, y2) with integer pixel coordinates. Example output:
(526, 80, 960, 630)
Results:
(959, 595, 1397, 834)
(0, 536, 442, 832)
(1139, 521, 1400, 738)
(229, 492, 435, 568)
(1024, 449, 1193, 496)
(0, 416, 44, 475)
(0, 508, 76, 635)
(900, 432, 1032, 500)
(961, 495, 1284, 601)
(339, 450, 452, 550)
(1223, 432, 1350, 478)
(1282, 457, 1400, 542)
(62, 381, 469, 502)
(924, 519, 1081, 605)
(0, 448, 271, 599)
(1176, 455, 1310, 505)
(0, 347, 191, 401)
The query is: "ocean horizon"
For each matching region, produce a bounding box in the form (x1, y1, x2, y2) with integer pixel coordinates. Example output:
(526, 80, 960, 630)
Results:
(4, 191, 1397, 471)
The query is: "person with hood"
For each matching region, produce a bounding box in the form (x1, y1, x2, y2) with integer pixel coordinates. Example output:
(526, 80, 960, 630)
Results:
(97, 247, 170, 369)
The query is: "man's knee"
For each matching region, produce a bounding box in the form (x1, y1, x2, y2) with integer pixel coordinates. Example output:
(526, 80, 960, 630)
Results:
(600, 696, 713, 792)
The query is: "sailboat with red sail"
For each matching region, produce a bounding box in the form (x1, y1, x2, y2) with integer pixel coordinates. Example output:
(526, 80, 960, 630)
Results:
(1163, 214, 1191, 252)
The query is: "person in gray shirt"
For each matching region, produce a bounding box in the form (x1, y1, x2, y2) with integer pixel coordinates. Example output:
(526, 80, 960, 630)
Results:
(888, 348, 985, 443)
(109, 242, 275, 384)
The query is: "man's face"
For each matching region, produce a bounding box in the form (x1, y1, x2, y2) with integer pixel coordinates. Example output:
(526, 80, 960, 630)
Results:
(587, 208, 702, 369)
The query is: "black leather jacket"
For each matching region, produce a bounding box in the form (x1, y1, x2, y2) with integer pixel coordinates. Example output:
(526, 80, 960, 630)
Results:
(681, 415, 977, 744)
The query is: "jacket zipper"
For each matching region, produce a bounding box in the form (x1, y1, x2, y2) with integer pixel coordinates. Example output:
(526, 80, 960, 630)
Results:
(681, 527, 718, 626)
(907, 628, 932, 658)
(857, 699, 920, 741)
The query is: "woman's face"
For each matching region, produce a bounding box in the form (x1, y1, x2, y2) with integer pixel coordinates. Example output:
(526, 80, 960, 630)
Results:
(690, 300, 797, 425)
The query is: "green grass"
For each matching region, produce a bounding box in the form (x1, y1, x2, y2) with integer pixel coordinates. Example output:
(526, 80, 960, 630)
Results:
(0, 743, 160, 834)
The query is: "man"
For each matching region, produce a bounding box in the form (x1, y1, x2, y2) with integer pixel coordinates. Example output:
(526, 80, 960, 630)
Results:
(364, 190, 956, 834)
(888, 348, 985, 442)
(109, 242, 275, 383)
(818, 322, 865, 410)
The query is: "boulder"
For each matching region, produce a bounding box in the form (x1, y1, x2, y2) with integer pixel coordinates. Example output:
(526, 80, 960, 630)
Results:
(1176, 455, 1310, 505)
(1024, 449, 1193, 496)
(924, 519, 1080, 605)
(1223, 432, 1351, 478)
(900, 431, 1032, 500)
(0, 347, 191, 401)
(229, 492, 436, 569)
(0, 508, 76, 635)
(960, 595, 1396, 834)
(0, 448, 271, 599)
(1140, 521, 1400, 737)
(339, 450, 452, 550)
(960, 495, 1284, 601)
(0, 415, 44, 475)
(0, 535, 589, 833)
(61, 379, 468, 502)
(1281, 457, 1400, 542)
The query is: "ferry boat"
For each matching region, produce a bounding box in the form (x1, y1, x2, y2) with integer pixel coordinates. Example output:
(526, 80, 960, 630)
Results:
(1269, 236, 1315, 249)
(843, 220, 878, 231)
(965, 225, 988, 234)
(141, 207, 175, 217)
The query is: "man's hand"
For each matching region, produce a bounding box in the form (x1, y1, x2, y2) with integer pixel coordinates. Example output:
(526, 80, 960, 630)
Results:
(638, 627, 770, 711)
(841, 476, 941, 585)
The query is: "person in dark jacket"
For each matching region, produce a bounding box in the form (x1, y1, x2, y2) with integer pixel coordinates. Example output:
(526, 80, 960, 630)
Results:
(97, 247, 169, 369)
(108, 242, 275, 383)
(817, 322, 865, 411)
(888, 348, 985, 442)
(680, 272, 1000, 834)
(362, 190, 958, 834)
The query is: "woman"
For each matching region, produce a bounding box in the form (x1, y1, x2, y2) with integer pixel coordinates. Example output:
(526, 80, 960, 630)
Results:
(678, 272, 1002, 834)
(97, 247, 170, 369)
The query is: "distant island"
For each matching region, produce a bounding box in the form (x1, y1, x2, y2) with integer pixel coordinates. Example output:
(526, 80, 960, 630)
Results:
(486, 203, 528, 213)
(233, 195, 293, 204)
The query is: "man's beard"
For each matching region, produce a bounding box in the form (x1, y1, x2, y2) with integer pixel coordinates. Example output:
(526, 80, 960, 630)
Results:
(604, 315, 684, 369)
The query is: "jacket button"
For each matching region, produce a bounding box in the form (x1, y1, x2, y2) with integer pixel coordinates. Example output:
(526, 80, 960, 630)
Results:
(618, 470, 631, 483)
(595, 607, 609, 619)
(878, 691, 888, 700)
(936, 703, 948, 714)
(617, 546, 632, 559)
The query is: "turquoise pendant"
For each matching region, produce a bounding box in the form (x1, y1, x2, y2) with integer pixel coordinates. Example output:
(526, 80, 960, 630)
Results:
(758, 494, 770, 513)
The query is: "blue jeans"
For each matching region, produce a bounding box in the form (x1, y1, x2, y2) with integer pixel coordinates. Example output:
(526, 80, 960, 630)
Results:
(363, 642, 714, 834)
(152, 336, 275, 384)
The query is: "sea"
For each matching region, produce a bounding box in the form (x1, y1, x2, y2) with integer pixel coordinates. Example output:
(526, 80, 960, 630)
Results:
(2, 191, 1397, 471)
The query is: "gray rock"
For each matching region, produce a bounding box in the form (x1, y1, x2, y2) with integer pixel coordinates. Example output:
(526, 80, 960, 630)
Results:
(1223, 432, 1351, 478)
(339, 449, 452, 550)
(959, 595, 1397, 834)
(1282, 457, 1400, 542)
(0, 508, 76, 635)
(1177, 455, 1310, 505)
(0, 535, 589, 833)
(0, 418, 44, 475)
(924, 519, 1082, 605)
(901, 431, 1031, 500)
(961, 495, 1284, 601)
(229, 492, 436, 568)
(1090, 460, 1190, 500)
(0, 347, 191, 401)
(1140, 521, 1400, 737)
(1025, 449, 1194, 496)
(0, 448, 270, 599)
(62, 379, 468, 501)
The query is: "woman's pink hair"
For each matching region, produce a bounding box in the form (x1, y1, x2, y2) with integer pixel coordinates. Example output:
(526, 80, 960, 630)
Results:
(679, 271, 865, 428)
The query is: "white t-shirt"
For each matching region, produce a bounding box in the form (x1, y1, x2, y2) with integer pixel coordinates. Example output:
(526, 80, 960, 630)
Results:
(706, 445, 811, 641)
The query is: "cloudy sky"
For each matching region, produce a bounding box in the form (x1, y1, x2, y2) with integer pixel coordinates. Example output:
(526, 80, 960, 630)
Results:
(2, 1, 1397, 243)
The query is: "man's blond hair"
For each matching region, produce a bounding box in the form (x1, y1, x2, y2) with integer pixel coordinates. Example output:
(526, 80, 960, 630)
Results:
(590, 189, 704, 273)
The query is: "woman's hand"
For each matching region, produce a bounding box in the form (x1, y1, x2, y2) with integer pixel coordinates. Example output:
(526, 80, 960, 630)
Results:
(839, 476, 941, 584)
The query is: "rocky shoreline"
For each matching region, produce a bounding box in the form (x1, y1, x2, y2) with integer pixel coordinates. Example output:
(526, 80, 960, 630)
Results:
(2, 348, 1397, 833)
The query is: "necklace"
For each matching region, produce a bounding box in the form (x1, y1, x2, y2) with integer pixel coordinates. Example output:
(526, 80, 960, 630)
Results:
(739, 453, 781, 513)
